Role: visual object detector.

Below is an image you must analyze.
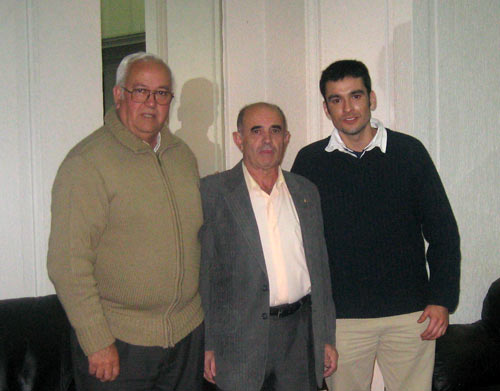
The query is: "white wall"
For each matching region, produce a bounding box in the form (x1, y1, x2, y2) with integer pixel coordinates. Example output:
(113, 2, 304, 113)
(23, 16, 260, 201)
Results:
(1, 1, 33, 298)
(165, 0, 225, 177)
(413, 0, 500, 323)
(223, 1, 310, 170)
(0, 1, 102, 298)
(1, 3, 499, 389)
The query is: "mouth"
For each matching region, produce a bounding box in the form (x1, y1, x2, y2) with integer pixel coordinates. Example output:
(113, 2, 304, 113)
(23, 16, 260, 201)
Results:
(343, 116, 358, 123)
(259, 146, 275, 154)
(141, 113, 156, 119)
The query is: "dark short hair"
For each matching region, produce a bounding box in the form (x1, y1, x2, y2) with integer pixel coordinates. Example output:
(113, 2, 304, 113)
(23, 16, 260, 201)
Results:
(236, 102, 287, 133)
(320, 60, 372, 100)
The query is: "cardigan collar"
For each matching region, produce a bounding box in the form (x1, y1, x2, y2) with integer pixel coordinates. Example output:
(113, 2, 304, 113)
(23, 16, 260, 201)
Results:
(105, 108, 180, 154)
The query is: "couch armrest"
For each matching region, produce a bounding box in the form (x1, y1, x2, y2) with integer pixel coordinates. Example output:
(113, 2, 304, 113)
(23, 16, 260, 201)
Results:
(433, 322, 500, 391)
(0, 295, 74, 391)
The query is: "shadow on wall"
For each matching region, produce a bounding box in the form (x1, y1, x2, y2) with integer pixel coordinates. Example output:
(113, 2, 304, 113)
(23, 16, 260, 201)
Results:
(174, 77, 222, 178)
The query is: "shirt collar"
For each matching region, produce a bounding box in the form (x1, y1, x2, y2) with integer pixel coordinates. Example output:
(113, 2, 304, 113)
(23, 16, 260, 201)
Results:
(242, 163, 285, 195)
(142, 132, 161, 153)
(325, 118, 387, 157)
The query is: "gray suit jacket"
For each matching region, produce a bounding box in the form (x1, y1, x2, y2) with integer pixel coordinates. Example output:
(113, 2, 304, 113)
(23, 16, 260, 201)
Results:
(199, 162, 336, 391)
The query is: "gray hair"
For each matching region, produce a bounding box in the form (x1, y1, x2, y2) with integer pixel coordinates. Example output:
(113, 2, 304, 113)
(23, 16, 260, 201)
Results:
(236, 102, 288, 133)
(115, 51, 171, 87)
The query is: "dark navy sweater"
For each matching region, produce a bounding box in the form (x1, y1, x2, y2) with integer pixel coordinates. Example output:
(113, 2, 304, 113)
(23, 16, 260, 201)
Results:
(291, 129, 460, 318)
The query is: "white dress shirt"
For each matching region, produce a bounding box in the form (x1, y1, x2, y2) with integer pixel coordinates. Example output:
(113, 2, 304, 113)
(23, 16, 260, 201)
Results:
(243, 164, 311, 306)
(325, 117, 387, 158)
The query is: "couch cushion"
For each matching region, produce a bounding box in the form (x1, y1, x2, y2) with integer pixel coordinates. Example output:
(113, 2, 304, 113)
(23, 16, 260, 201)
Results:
(481, 278, 500, 329)
(0, 295, 74, 391)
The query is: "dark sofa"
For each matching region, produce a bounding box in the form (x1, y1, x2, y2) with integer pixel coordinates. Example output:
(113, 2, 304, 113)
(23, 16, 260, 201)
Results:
(0, 294, 216, 391)
(2, 279, 499, 391)
(432, 278, 500, 391)
(0, 295, 74, 391)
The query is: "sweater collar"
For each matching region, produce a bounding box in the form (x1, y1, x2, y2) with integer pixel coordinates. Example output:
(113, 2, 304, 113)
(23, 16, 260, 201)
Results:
(105, 108, 180, 153)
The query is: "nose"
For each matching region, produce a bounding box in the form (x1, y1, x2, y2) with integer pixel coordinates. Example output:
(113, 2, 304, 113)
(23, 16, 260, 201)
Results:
(262, 130, 272, 143)
(144, 92, 157, 107)
(343, 99, 353, 112)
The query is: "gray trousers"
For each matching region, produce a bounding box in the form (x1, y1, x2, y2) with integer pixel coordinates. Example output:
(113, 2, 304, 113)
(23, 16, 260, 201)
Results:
(71, 323, 204, 391)
(217, 301, 317, 391)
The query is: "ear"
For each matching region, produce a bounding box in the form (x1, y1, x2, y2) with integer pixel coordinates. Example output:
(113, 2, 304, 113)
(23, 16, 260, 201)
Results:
(284, 130, 291, 147)
(323, 101, 332, 120)
(232, 131, 244, 152)
(369, 91, 377, 111)
(113, 85, 122, 108)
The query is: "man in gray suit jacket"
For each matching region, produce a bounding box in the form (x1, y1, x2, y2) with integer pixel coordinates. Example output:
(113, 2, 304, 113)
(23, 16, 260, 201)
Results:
(199, 102, 337, 391)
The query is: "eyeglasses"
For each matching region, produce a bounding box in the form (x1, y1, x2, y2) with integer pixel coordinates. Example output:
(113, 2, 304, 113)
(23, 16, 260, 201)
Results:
(122, 87, 174, 105)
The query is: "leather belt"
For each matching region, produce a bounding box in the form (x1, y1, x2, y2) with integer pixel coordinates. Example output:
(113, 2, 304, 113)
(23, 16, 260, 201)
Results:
(269, 294, 311, 318)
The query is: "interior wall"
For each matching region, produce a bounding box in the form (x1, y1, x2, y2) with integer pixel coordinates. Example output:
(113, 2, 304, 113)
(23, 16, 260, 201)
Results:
(413, 0, 500, 323)
(319, 0, 414, 136)
(165, 0, 224, 177)
(223, 1, 309, 170)
(1, 1, 33, 298)
(0, 1, 102, 298)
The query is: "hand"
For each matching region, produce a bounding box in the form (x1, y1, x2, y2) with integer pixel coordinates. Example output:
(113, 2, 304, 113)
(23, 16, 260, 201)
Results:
(323, 344, 338, 377)
(88, 343, 120, 382)
(204, 350, 217, 384)
(418, 305, 449, 340)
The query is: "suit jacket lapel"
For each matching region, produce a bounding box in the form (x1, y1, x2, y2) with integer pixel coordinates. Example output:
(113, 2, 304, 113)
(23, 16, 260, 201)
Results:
(223, 162, 268, 275)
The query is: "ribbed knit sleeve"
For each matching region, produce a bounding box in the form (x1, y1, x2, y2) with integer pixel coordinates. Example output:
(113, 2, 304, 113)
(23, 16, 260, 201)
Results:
(411, 139, 461, 311)
(47, 153, 115, 355)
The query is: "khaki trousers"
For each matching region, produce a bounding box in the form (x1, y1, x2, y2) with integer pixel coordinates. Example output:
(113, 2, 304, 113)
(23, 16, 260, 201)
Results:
(327, 311, 435, 391)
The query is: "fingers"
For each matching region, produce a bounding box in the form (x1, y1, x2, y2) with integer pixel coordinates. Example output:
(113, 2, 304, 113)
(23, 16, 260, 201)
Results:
(88, 344, 120, 382)
(111, 362, 120, 381)
(323, 344, 338, 377)
(90, 360, 119, 381)
(419, 305, 449, 340)
(420, 317, 448, 340)
(204, 366, 215, 384)
(324, 362, 337, 377)
(204, 351, 216, 384)
(417, 311, 428, 324)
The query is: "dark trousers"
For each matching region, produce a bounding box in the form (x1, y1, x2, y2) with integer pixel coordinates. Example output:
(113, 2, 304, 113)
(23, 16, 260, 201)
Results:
(71, 323, 204, 391)
(217, 301, 316, 391)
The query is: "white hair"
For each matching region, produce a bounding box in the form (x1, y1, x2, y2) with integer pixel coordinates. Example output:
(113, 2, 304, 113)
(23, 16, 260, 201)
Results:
(115, 51, 171, 87)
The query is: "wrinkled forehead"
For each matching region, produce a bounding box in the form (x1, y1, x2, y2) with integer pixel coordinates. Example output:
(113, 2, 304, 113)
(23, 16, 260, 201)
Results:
(125, 60, 172, 87)
(243, 105, 285, 128)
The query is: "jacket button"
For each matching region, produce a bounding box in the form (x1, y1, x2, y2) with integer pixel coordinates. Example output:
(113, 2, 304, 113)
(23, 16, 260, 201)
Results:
(262, 284, 268, 291)
(261, 313, 268, 320)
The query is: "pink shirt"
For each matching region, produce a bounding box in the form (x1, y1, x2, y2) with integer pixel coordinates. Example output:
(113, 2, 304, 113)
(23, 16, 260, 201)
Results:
(243, 163, 311, 306)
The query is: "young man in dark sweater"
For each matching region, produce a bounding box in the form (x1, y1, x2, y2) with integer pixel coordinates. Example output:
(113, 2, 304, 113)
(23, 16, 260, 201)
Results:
(291, 60, 460, 391)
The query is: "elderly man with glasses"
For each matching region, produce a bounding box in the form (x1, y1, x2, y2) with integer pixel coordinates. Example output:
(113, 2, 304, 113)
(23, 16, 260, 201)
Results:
(47, 52, 204, 391)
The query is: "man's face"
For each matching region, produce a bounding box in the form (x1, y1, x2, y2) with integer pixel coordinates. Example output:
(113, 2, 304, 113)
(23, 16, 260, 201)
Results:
(233, 105, 290, 173)
(113, 60, 172, 144)
(323, 76, 376, 139)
